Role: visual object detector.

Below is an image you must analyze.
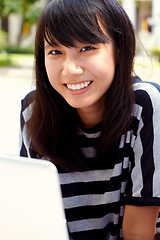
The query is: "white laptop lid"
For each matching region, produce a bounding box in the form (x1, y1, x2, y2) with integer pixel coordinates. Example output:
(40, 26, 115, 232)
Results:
(0, 155, 69, 240)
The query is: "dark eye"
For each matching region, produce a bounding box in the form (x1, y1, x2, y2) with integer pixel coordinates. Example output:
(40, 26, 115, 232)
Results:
(80, 46, 94, 52)
(50, 50, 62, 55)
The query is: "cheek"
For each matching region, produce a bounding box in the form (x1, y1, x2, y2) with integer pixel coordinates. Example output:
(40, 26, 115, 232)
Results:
(45, 61, 58, 86)
(94, 58, 116, 81)
(104, 57, 116, 79)
(92, 50, 116, 77)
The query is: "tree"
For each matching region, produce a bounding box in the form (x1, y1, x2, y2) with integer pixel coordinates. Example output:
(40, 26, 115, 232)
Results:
(0, 0, 45, 45)
(0, 0, 43, 19)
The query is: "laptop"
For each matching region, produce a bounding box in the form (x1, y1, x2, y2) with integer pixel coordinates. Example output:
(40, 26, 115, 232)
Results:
(0, 155, 69, 240)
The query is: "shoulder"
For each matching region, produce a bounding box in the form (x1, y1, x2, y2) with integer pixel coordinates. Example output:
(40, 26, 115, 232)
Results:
(133, 75, 160, 92)
(21, 90, 35, 112)
(133, 76, 160, 98)
(133, 76, 160, 116)
(21, 90, 35, 124)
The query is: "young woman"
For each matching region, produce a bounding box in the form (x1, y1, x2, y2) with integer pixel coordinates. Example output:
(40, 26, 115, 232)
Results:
(20, 0, 160, 239)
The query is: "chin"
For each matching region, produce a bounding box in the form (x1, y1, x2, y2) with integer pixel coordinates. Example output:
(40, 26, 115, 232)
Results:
(66, 101, 94, 110)
(67, 103, 86, 109)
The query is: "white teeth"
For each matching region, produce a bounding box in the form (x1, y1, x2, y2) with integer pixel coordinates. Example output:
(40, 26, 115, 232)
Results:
(76, 84, 81, 90)
(67, 81, 91, 90)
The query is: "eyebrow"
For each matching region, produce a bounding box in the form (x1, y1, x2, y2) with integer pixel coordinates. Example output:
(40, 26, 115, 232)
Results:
(44, 42, 60, 49)
(44, 43, 50, 49)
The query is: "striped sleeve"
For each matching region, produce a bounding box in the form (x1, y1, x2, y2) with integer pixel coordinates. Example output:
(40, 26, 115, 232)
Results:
(125, 82, 160, 206)
(19, 91, 35, 158)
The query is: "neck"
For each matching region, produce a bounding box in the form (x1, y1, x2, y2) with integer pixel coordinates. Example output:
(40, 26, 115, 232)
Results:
(76, 104, 104, 129)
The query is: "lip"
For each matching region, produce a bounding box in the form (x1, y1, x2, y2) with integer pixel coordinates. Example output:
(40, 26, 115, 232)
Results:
(64, 81, 92, 95)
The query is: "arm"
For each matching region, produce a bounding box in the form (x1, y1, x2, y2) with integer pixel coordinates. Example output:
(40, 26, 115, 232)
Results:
(122, 205, 160, 240)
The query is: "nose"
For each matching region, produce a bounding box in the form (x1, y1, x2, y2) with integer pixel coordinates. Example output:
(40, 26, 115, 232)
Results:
(62, 55, 83, 78)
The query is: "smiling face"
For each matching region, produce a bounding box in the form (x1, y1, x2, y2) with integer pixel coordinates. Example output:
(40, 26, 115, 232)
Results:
(44, 38, 117, 115)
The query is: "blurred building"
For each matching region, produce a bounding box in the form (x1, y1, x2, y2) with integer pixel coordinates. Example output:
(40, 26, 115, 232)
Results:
(121, 0, 160, 50)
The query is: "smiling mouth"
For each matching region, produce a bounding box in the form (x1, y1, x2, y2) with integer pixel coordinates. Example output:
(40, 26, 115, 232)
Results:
(66, 81, 92, 90)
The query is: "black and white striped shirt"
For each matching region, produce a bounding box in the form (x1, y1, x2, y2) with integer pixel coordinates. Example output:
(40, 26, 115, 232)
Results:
(20, 79, 160, 240)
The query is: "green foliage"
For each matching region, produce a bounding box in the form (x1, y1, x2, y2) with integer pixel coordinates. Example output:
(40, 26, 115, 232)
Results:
(0, 52, 34, 67)
(24, 4, 43, 25)
(0, 52, 12, 66)
(0, 0, 22, 17)
(1, 45, 34, 54)
(0, 0, 44, 25)
(0, 29, 7, 48)
(150, 47, 160, 58)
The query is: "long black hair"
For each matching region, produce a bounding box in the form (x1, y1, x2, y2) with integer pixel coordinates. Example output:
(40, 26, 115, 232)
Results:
(28, 0, 136, 171)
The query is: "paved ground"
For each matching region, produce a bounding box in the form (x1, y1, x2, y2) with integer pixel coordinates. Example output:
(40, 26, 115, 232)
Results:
(0, 56, 160, 156)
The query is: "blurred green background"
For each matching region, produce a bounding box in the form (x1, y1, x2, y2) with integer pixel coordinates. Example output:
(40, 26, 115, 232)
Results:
(0, 0, 45, 67)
